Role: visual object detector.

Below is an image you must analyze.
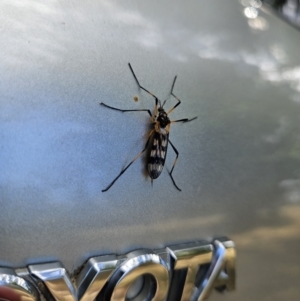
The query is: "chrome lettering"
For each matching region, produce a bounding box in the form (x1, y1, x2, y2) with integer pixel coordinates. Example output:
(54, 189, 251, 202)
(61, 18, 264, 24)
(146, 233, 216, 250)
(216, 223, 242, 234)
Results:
(167, 241, 213, 301)
(110, 252, 169, 301)
(0, 238, 236, 301)
(191, 238, 236, 301)
(0, 267, 39, 301)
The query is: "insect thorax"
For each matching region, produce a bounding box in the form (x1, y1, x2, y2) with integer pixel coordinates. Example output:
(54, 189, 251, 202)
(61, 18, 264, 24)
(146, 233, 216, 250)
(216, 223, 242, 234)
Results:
(155, 108, 170, 134)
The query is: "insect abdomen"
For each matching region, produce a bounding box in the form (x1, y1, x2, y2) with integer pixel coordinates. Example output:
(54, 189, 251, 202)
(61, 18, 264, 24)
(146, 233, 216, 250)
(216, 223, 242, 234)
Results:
(148, 133, 168, 179)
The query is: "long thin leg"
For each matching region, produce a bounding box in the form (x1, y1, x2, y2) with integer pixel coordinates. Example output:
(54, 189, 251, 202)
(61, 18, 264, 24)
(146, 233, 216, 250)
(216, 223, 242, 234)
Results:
(128, 63, 159, 100)
(102, 130, 154, 192)
(100, 102, 153, 119)
(128, 63, 159, 117)
(162, 75, 178, 108)
(167, 76, 182, 115)
(171, 116, 197, 123)
(168, 139, 181, 191)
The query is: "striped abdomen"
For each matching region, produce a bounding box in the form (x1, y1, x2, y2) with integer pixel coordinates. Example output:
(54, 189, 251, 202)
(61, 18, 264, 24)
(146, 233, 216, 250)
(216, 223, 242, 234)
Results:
(148, 132, 169, 179)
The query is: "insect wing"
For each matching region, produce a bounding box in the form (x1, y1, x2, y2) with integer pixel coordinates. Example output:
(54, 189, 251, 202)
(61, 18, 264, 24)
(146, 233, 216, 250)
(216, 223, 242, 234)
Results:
(148, 133, 168, 179)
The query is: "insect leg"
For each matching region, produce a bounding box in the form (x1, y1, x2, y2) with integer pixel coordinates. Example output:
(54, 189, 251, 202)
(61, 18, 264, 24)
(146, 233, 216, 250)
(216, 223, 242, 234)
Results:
(168, 139, 181, 191)
(167, 76, 182, 115)
(128, 63, 158, 112)
(100, 102, 153, 119)
(102, 130, 154, 192)
(171, 116, 197, 123)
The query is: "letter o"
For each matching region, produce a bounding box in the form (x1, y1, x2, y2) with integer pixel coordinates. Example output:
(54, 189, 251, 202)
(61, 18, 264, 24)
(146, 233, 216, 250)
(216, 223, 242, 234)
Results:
(0, 272, 38, 301)
(111, 253, 169, 301)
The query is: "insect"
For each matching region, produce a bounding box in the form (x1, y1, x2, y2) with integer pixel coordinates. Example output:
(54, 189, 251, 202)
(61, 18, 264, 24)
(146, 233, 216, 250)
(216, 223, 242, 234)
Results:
(100, 63, 197, 192)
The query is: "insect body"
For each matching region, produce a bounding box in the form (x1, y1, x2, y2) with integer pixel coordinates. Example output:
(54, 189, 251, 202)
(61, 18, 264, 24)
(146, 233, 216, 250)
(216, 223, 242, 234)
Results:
(101, 63, 197, 192)
(148, 131, 168, 180)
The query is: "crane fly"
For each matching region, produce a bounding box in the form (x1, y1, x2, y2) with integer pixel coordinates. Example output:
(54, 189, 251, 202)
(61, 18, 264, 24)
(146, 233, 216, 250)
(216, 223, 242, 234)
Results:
(100, 63, 197, 192)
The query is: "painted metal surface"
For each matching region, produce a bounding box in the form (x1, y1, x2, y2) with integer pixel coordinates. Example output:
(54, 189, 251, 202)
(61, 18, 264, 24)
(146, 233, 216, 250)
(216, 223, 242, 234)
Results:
(1, 0, 300, 300)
